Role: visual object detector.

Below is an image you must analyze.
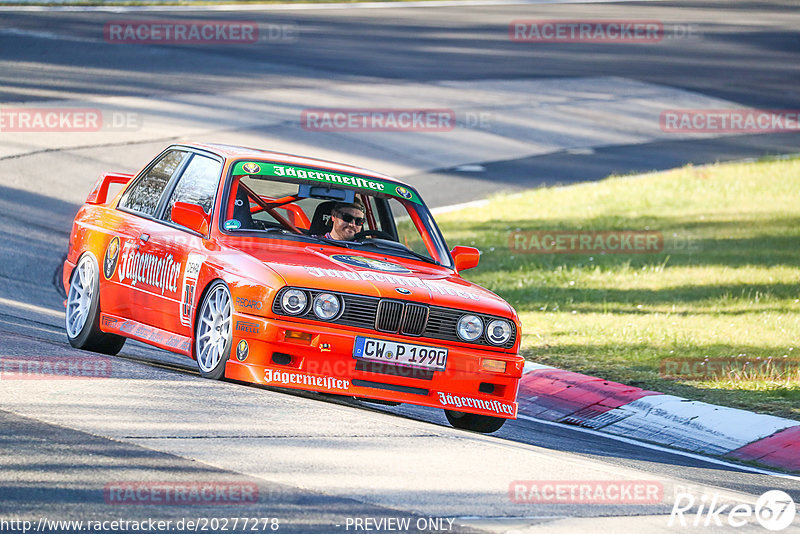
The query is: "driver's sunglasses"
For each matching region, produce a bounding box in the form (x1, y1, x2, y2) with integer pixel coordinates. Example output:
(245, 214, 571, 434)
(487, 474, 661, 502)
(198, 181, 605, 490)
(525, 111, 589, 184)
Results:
(336, 212, 365, 226)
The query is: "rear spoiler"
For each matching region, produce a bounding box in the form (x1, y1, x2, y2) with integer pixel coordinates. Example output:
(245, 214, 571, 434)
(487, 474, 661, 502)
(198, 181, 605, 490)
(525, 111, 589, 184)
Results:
(85, 172, 134, 205)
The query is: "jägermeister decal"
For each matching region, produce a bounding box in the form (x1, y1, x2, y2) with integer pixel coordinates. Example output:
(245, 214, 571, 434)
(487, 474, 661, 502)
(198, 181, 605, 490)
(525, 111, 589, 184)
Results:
(232, 161, 422, 204)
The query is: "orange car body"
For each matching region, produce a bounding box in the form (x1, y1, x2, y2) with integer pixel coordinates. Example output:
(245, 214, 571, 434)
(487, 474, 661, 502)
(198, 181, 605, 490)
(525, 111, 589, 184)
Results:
(63, 143, 524, 429)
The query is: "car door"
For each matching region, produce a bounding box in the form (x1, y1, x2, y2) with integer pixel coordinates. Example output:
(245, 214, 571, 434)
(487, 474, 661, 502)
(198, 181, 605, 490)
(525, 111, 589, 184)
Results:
(110, 148, 192, 324)
(138, 151, 223, 337)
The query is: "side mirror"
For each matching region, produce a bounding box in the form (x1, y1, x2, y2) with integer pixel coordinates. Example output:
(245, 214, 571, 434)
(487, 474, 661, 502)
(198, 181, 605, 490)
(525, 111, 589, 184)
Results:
(451, 246, 480, 271)
(171, 201, 210, 235)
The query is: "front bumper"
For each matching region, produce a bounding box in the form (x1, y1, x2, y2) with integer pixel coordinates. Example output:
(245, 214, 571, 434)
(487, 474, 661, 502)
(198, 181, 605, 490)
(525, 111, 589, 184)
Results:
(224, 314, 524, 419)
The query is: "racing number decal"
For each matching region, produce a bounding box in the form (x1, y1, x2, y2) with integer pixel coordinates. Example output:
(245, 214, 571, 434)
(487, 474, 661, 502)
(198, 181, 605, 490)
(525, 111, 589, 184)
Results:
(180, 254, 205, 327)
(182, 285, 195, 323)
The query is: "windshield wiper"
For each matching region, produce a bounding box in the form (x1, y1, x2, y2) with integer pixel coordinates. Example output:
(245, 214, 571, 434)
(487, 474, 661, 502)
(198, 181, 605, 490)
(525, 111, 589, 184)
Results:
(355, 239, 439, 265)
(311, 235, 355, 249)
(309, 235, 438, 263)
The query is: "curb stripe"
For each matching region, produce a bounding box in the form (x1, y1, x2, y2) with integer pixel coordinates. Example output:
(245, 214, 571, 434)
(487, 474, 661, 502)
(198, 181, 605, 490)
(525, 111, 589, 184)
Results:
(517, 368, 658, 424)
(595, 395, 798, 456)
(518, 362, 800, 473)
(518, 415, 800, 481)
(726, 426, 800, 472)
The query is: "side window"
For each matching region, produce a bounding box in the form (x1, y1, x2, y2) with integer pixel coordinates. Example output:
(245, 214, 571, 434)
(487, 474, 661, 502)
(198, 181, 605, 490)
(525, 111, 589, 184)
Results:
(164, 154, 221, 223)
(120, 150, 189, 216)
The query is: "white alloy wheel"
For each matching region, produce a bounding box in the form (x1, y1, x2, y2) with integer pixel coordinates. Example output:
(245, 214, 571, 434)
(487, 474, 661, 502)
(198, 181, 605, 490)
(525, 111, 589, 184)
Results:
(195, 282, 232, 379)
(66, 255, 95, 339)
(65, 253, 125, 355)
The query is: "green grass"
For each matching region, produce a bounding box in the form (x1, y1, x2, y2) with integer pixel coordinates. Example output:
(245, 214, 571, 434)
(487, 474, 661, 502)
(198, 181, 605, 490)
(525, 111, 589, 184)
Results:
(436, 156, 800, 421)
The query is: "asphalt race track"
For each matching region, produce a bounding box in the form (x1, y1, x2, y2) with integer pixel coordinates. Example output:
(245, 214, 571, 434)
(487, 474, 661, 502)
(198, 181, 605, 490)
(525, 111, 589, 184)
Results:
(0, 1, 799, 532)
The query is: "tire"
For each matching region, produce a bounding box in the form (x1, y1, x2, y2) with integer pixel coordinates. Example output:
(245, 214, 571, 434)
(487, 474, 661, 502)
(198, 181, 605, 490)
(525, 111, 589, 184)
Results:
(65, 253, 126, 355)
(194, 281, 233, 380)
(445, 409, 506, 433)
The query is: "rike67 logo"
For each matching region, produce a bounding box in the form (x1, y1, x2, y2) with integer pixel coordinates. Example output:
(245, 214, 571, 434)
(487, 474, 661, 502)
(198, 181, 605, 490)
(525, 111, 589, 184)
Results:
(669, 490, 796, 531)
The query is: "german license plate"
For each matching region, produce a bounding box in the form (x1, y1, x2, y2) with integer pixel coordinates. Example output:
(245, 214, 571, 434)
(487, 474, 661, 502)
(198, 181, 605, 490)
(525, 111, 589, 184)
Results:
(353, 336, 447, 371)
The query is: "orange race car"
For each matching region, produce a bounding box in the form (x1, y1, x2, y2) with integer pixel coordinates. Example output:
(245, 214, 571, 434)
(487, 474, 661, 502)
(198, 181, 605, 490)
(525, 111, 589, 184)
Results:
(63, 143, 523, 433)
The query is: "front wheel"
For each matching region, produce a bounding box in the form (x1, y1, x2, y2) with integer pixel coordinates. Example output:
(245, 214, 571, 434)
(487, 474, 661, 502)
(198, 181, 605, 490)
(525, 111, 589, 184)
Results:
(445, 409, 506, 433)
(194, 281, 233, 379)
(65, 253, 126, 355)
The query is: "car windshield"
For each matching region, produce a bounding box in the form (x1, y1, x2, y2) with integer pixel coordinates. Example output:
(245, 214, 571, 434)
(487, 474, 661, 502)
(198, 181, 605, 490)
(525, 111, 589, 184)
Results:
(220, 161, 453, 269)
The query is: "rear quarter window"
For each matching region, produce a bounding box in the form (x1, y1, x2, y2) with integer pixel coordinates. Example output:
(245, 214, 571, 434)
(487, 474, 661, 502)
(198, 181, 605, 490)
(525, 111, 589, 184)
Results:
(119, 150, 189, 216)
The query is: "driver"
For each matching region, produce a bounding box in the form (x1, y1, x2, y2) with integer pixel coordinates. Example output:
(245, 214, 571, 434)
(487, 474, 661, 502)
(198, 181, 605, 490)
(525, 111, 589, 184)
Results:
(324, 200, 366, 241)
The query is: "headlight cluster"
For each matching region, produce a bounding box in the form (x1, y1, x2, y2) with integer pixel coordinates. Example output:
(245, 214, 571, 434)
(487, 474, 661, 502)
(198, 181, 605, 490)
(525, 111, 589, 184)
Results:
(279, 289, 343, 320)
(456, 314, 483, 341)
(457, 314, 513, 346)
(280, 289, 307, 315)
(312, 293, 341, 320)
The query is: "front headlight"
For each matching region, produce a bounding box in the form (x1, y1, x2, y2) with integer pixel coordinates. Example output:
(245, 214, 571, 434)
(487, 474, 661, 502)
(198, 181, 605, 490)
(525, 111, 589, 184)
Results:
(486, 319, 512, 345)
(281, 289, 308, 315)
(313, 293, 341, 320)
(457, 314, 483, 341)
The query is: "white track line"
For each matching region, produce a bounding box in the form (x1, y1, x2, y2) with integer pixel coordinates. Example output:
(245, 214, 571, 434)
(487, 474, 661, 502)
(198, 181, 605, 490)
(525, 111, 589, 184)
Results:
(0, 296, 63, 320)
(430, 199, 489, 215)
(517, 414, 800, 482)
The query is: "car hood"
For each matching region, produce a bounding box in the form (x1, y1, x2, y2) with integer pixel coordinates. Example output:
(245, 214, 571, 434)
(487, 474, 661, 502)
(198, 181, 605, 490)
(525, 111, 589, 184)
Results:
(244, 244, 514, 318)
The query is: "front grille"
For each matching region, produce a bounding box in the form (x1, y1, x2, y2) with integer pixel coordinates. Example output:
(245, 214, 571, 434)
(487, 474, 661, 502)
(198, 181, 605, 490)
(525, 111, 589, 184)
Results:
(337, 296, 379, 327)
(375, 300, 405, 332)
(375, 300, 428, 336)
(401, 303, 429, 336)
(424, 307, 461, 339)
(272, 288, 516, 349)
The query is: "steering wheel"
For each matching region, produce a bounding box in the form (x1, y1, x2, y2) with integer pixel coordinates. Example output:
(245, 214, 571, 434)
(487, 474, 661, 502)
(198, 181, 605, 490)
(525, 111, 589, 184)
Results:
(354, 229, 394, 241)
